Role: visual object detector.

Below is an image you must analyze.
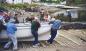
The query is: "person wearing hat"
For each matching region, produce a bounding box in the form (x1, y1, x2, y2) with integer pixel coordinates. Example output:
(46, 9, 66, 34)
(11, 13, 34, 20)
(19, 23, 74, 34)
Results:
(31, 17, 40, 47)
(47, 17, 61, 44)
(4, 19, 18, 51)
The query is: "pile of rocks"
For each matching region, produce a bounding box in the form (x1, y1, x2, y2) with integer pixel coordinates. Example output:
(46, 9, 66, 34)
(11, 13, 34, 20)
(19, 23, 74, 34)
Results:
(61, 23, 86, 30)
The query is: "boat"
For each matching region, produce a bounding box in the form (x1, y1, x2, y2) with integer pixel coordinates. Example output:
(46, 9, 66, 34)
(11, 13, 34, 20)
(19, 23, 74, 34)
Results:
(0, 22, 51, 41)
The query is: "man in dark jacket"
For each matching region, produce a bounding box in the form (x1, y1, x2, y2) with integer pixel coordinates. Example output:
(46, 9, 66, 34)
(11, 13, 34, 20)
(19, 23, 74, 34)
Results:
(31, 17, 40, 47)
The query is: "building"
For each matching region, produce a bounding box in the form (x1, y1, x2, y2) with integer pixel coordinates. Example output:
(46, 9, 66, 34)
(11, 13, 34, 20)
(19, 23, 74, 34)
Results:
(6, 0, 32, 4)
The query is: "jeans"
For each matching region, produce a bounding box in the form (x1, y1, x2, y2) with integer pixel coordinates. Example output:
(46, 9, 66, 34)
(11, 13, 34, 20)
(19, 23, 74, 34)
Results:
(4, 34, 17, 49)
(48, 28, 57, 44)
(31, 30, 39, 45)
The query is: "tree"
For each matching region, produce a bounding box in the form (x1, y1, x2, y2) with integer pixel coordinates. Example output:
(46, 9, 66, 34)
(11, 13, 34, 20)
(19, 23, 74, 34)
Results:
(0, 0, 6, 3)
(66, 0, 75, 5)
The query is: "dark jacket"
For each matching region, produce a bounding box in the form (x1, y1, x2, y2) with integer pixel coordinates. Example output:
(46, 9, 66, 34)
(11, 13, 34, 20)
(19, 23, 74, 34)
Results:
(31, 21, 40, 31)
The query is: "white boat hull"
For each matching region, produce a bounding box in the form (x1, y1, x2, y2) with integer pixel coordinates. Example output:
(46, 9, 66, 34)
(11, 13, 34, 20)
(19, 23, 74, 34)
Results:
(0, 23, 51, 41)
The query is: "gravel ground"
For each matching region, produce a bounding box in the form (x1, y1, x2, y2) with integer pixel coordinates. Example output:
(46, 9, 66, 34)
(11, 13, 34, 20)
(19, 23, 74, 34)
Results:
(0, 29, 86, 51)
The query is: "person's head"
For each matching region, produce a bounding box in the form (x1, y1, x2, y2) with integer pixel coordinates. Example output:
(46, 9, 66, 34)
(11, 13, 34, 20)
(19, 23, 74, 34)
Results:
(34, 17, 39, 21)
(15, 14, 18, 16)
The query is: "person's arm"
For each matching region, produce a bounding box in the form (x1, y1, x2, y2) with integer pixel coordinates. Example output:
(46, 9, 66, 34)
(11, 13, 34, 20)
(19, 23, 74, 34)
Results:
(58, 20, 62, 29)
(49, 21, 54, 24)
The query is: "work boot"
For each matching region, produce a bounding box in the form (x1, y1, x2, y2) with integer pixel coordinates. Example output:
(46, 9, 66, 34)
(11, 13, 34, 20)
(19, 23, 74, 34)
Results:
(32, 43, 40, 48)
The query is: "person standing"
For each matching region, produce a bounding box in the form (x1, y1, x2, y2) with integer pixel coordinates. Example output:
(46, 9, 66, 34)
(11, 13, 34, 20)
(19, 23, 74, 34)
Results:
(31, 17, 40, 47)
(4, 19, 18, 51)
(40, 9, 44, 21)
(47, 18, 61, 44)
(44, 14, 51, 22)
(0, 11, 6, 33)
(14, 14, 19, 24)
(67, 11, 72, 22)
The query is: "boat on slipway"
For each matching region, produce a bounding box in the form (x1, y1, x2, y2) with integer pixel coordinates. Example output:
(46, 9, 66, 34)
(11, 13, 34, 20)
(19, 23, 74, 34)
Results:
(0, 22, 52, 41)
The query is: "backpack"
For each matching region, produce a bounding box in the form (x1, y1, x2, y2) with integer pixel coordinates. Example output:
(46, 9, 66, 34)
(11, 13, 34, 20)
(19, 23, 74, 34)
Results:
(36, 21, 41, 28)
